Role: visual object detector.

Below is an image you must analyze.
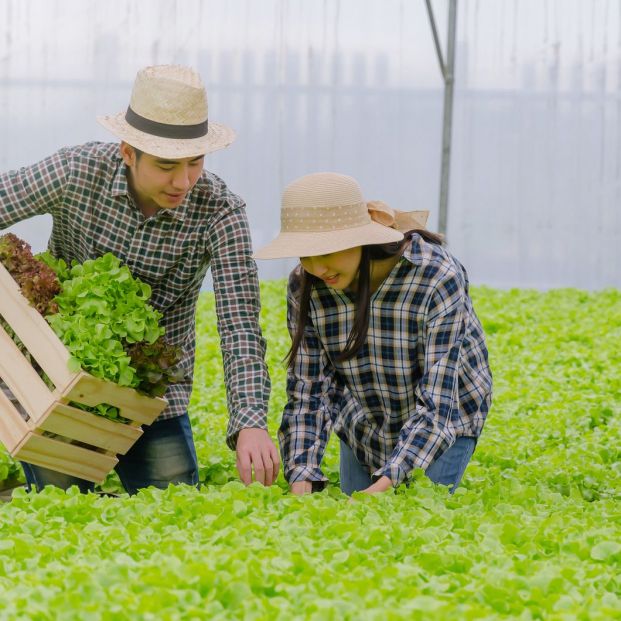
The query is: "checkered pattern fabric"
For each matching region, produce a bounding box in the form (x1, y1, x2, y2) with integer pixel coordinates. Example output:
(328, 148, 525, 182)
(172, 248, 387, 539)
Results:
(280, 234, 492, 486)
(0, 142, 269, 447)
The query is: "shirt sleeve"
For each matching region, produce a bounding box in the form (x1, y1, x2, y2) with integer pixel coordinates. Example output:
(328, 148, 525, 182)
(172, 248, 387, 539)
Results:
(278, 279, 336, 487)
(0, 150, 69, 228)
(374, 269, 466, 486)
(155, 293, 201, 418)
(207, 198, 271, 450)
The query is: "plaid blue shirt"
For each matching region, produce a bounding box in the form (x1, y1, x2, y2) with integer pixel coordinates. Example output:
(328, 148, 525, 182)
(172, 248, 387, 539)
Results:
(0, 142, 270, 447)
(280, 234, 492, 487)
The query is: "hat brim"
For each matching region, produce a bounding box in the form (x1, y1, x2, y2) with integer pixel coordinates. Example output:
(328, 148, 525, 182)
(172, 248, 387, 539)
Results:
(253, 222, 404, 260)
(97, 112, 236, 159)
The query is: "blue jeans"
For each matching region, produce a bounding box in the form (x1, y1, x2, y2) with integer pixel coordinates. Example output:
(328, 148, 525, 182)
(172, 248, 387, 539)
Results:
(339, 436, 476, 496)
(21, 413, 199, 495)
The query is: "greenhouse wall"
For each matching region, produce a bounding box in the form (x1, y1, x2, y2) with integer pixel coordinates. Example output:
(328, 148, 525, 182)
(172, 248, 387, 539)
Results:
(0, 0, 618, 289)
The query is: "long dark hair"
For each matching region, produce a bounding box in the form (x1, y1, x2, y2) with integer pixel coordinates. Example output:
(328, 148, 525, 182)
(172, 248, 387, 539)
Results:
(285, 229, 444, 366)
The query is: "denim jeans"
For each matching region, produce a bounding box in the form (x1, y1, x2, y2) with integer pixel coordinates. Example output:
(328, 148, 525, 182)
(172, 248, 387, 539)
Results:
(339, 436, 477, 496)
(21, 413, 199, 495)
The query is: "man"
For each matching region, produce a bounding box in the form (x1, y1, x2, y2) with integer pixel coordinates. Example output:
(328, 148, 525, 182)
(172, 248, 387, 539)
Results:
(0, 65, 279, 493)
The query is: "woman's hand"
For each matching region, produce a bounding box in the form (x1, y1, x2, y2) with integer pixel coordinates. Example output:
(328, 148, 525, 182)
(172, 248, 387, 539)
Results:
(361, 476, 392, 494)
(290, 481, 313, 495)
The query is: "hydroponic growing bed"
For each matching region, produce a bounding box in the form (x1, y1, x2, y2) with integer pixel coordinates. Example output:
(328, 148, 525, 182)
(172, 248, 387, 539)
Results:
(0, 282, 619, 620)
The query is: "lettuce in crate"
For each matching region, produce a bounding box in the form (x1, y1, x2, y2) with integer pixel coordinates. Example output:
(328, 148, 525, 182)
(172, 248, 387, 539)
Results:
(0, 233, 183, 422)
(40, 251, 185, 400)
(0, 233, 60, 315)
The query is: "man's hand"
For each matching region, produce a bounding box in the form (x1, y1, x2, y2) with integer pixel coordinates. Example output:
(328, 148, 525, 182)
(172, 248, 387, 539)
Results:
(290, 481, 313, 496)
(236, 428, 280, 486)
(361, 476, 393, 494)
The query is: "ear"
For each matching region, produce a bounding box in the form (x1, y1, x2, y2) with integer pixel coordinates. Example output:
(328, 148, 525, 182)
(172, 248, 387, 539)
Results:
(119, 141, 136, 166)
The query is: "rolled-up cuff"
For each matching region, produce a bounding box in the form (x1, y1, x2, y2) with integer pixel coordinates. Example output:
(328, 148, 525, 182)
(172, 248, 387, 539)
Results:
(373, 461, 410, 487)
(226, 409, 268, 450)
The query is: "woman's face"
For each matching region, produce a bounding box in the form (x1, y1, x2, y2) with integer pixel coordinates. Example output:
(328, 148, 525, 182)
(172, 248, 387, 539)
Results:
(300, 247, 362, 290)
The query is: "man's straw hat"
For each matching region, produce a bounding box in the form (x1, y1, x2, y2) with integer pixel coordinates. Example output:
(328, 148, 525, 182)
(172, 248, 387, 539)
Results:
(97, 65, 235, 159)
(253, 172, 429, 260)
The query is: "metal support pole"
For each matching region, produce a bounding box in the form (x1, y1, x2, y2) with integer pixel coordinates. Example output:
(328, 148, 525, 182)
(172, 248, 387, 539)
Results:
(425, 0, 447, 80)
(438, 0, 457, 236)
(425, 0, 458, 237)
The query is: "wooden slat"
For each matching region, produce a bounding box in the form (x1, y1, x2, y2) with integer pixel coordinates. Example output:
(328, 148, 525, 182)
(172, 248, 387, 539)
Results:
(0, 389, 31, 452)
(0, 262, 75, 389)
(15, 433, 118, 483)
(0, 324, 56, 423)
(38, 402, 143, 455)
(63, 373, 167, 425)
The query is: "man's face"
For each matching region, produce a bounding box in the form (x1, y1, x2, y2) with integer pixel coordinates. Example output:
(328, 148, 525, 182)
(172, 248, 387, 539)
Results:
(120, 143, 205, 213)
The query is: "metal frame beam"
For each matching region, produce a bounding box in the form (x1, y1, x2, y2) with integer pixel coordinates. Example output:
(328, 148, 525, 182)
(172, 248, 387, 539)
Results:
(425, 0, 458, 237)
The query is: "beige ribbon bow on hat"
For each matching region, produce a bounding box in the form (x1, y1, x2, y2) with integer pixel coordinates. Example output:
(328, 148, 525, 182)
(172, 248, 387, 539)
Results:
(366, 201, 430, 233)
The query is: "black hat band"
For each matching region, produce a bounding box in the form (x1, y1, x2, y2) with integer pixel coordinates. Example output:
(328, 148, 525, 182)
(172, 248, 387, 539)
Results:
(125, 106, 208, 139)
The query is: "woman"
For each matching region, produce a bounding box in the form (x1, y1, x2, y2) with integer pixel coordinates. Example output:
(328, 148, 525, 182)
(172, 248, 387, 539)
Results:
(254, 173, 492, 495)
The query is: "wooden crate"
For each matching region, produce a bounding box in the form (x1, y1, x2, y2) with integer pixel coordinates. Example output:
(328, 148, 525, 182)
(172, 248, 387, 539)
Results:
(0, 262, 168, 483)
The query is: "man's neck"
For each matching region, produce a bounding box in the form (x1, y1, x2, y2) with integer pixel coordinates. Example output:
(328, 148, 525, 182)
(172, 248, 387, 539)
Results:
(126, 170, 160, 218)
(137, 202, 160, 218)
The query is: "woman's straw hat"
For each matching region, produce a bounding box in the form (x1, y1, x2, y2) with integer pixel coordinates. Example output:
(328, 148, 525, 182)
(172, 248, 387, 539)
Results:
(97, 65, 235, 159)
(253, 172, 429, 260)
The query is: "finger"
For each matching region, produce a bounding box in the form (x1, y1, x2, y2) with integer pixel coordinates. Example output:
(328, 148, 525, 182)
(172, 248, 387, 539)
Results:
(251, 450, 267, 486)
(263, 453, 275, 487)
(265, 442, 281, 486)
(258, 448, 273, 487)
(236, 452, 252, 486)
(270, 444, 280, 483)
(265, 447, 280, 486)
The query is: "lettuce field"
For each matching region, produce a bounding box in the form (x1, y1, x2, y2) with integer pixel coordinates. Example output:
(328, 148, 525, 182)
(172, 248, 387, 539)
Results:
(0, 282, 619, 620)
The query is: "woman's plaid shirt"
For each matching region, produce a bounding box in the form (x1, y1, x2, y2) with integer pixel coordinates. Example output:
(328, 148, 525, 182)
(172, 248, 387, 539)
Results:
(0, 142, 270, 447)
(280, 235, 492, 487)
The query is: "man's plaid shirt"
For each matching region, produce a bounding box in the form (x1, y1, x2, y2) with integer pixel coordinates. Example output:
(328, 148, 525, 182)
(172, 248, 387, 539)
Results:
(280, 234, 492, 487)
(0, 142, 270, 447)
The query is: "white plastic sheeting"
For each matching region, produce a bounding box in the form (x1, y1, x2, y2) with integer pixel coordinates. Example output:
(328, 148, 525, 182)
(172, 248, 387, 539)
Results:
(0, 0, 618, 288)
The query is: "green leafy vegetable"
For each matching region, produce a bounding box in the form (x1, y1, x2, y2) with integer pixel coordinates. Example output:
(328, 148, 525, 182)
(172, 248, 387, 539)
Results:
(44, 253, 184, 399)
(1, 239, 184, 422)
(0, 281, 619, 620)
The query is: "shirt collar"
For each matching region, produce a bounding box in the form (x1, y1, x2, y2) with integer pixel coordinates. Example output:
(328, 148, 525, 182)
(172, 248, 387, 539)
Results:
(110, 160, 130, 198)
(109, 160, 188, 222)
(159, 197, 189, 222)
(400, 234, 424, 267)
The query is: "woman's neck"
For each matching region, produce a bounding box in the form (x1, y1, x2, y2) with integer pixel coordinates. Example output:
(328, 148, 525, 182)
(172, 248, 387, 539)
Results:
(369, 254, 402, 292)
